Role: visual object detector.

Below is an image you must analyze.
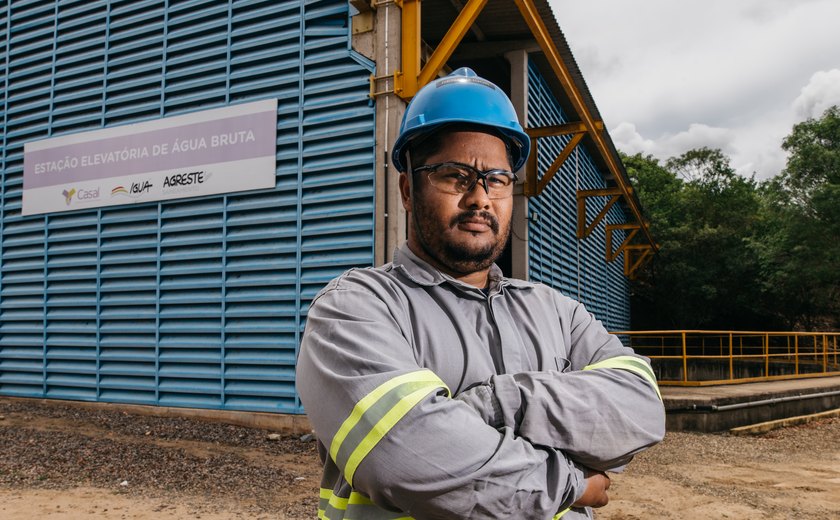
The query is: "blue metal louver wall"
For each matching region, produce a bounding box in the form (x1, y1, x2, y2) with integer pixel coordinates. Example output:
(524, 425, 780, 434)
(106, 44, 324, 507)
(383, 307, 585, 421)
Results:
(527, 63, 630, 331)
(0, 0, 375, 414)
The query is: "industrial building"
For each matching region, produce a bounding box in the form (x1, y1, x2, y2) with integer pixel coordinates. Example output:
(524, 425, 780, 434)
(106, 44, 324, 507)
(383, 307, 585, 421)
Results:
(0, 0, 656, 415)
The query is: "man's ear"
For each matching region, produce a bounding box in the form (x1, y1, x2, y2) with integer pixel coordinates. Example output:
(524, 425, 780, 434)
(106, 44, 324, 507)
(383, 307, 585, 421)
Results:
(399, 172, 411, 211)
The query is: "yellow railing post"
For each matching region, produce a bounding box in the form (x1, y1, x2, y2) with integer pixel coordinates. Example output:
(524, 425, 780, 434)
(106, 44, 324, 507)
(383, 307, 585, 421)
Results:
(764, 333, 769, 377)
(795, 334, 799, 375)
(728, 332, 733, 381)
(681, 331, 688, 383)
(824, 334, 828, 373)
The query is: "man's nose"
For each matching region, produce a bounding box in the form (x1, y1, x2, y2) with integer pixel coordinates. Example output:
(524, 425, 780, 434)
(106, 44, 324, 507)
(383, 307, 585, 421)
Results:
(462, 177, 492, 208)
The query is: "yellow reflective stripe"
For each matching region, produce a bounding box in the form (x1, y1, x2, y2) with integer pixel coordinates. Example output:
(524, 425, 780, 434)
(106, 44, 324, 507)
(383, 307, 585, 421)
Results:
(330, 369, 450, 465)
(348, 492, 374, 506)
(328, 493, 349, 511)
(319, 489, 415, 520)
(344, 383, 442, 485)
(584, 355, 661, 400)
(554, 507, 570, 519)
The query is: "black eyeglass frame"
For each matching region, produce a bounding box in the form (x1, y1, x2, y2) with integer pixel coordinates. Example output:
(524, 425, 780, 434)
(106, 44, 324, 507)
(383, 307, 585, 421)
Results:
(411, 161, 519, 199)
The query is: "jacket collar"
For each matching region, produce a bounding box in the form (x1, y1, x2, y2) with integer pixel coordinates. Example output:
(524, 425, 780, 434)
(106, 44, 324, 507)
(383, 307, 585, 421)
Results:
(392, 243, 533, 293)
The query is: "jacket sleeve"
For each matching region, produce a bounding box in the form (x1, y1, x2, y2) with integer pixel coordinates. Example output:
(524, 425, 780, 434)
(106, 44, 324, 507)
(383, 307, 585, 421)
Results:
(455, 296, 665, 471)
(296, 281, 588, 520)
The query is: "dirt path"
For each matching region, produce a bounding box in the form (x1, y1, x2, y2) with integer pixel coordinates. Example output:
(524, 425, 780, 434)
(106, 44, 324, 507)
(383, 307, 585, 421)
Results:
(599, 426, 840, 519)
(1, 398, 838, 519)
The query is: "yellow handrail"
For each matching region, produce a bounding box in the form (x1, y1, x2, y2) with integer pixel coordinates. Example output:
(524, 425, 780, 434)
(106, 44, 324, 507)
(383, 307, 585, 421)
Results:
(611, 330, 840, 386)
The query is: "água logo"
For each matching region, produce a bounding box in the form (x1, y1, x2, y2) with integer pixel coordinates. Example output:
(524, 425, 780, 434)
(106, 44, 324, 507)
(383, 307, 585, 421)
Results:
(112, 180, 152, 198)
(130, 180, 153, 195)
(62, 188, 76, 206)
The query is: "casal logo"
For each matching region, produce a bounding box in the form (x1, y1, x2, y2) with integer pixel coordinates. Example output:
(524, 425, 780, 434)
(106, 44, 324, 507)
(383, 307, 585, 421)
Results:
(62, 188, 76, 206)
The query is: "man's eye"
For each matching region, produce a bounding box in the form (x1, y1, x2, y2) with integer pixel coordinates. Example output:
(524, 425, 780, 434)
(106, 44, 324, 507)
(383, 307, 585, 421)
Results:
(487, 175, 510, 186)
(441, 170, 472, 182)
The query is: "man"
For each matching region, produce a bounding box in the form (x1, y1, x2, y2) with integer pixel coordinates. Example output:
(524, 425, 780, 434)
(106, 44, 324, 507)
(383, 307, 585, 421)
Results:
(297, 68, 665, 520)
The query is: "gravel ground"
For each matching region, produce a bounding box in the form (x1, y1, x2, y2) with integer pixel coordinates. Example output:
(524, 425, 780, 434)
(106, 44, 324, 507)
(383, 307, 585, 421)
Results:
(0, 398, 320, 518)
(1, 397, 838, 519)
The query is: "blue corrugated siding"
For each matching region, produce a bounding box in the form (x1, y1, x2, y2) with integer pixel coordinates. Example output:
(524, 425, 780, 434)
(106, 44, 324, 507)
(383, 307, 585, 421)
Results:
(0, 0, 375, 414)
(527, 62, 629, 331)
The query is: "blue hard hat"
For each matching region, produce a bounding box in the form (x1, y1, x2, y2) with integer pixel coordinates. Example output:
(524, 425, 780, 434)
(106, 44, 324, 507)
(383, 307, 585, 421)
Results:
(391, 67, 530, 173)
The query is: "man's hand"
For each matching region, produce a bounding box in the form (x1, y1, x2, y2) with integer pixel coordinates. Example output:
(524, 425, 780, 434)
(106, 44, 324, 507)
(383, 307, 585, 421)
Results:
(573, 471, 610, 508)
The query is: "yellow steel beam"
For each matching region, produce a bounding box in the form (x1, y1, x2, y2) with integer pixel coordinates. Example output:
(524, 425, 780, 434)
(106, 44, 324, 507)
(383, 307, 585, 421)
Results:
(605, 223, 640, 262)
(397, 0, 488, 99)
(397, 0, 422, 98)
(577, 188, 621, 239)
(578, 188, 626, 197)
(524, 131, 585, 196)
(513, 0, 656, 252)
(526, 121, 600, 138)
(624, 245, 653, 278)
(524, 123, 595, 196)
(417, 0, 488, 90)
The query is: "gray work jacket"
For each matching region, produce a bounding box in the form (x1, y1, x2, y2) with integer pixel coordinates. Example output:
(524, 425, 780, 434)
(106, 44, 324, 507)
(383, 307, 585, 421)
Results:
(296, 244, 665, 520)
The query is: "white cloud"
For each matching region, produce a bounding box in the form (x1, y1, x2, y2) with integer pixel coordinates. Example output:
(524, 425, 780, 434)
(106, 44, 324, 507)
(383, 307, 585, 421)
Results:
(611, 123, 733, 161)
(610, 122, 655, 156)
(548, 0, 840, 180)
(793, 69, 840, 120)
(662, 124, 736, 158)
(611, 120, 788, 179)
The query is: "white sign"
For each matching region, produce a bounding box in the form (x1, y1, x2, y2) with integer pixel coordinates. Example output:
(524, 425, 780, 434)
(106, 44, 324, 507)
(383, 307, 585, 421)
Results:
(23, 99, 277, 215)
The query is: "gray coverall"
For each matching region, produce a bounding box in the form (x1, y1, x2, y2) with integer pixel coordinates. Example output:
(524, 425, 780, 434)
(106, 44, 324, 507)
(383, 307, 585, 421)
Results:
(296, 244, 665, 520)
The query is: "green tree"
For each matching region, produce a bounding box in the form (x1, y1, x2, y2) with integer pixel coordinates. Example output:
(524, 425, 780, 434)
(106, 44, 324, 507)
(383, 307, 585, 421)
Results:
(752, 106, 840, 329)
(625, 149, 766, 329)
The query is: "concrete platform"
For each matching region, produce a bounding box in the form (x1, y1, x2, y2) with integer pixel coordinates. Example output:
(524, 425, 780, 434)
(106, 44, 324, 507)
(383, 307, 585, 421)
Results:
(661, 375, 840, 431)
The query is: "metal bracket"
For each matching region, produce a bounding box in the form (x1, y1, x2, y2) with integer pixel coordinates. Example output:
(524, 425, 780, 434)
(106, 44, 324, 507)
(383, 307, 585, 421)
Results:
(624, 245, 654, 278)
(605, 223, 640, 262)
(370, 73, 398, 98)
(576, 188, 623, 239)
(522, 122, 602, 197)
(351, 0, 375, 11)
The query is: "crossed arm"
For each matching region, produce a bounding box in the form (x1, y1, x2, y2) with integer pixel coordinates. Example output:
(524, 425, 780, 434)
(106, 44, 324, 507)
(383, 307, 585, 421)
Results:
(297, 285, 664, 519)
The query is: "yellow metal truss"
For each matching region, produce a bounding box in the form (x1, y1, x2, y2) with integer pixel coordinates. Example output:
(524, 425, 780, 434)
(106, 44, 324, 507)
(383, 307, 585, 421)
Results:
(524, 123, 594, 197)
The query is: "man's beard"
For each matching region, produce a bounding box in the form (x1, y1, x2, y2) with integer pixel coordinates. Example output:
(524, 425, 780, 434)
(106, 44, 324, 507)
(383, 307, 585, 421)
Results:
(412, 194, 510, 275)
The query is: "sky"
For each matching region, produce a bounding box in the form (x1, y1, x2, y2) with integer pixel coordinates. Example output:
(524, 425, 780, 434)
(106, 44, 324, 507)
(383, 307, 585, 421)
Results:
(547, 0, 840, 180)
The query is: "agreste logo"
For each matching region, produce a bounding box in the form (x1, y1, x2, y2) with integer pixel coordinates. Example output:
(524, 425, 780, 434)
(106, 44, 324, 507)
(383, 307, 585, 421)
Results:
(163, 171, 205, 188)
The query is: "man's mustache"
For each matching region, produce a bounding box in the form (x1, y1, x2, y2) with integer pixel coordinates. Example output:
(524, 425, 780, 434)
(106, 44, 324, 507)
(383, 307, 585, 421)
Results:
(450, 211, 500, 234)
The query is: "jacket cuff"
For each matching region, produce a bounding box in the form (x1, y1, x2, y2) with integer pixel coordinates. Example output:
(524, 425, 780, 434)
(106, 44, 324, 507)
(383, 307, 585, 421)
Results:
(454, 383, 504, 429)
(488, 374, 524, 430)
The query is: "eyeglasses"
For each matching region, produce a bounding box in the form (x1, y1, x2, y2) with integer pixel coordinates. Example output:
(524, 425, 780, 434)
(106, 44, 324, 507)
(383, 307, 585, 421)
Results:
(412, 162, 518, 199)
